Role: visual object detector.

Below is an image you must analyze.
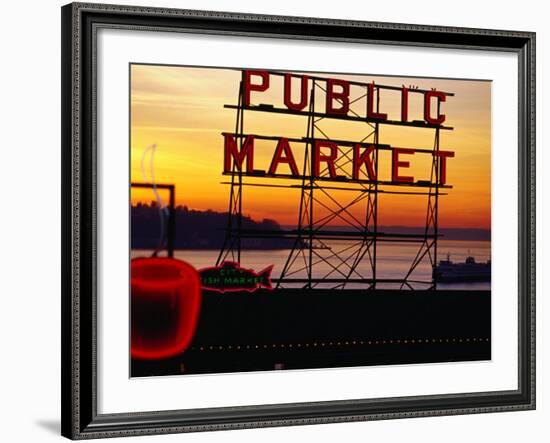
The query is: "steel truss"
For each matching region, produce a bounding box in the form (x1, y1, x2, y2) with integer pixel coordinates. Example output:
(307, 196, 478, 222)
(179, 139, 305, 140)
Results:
(217, 70, 452, 290)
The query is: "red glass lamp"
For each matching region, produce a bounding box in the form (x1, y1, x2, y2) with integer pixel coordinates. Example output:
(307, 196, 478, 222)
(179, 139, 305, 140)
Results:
(131, 257, 202, 360)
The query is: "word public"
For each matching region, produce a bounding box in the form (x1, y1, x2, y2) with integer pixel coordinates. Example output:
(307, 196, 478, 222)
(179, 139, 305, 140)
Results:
(223, 70, 455, 185)
(242, 70, 449, 124)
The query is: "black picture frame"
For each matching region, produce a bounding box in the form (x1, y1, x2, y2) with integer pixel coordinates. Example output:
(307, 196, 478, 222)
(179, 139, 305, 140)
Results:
(61, 2, 536, 439)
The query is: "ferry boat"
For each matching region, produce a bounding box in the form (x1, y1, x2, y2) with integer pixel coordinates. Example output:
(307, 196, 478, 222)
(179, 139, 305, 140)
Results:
(433, 253, 491, 283)
(303, 240, 332, 250)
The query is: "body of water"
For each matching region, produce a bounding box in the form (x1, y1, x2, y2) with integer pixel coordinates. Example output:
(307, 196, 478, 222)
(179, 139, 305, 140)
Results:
(132, 239, 490, 291)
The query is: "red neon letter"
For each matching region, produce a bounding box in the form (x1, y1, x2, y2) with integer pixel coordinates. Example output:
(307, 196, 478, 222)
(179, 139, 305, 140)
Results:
(434, 150, 455, 185)
(313, 140, 339, 178)
(392, 148, 416, 183)
(367, 82, 388, 120)
(325, 79, 350, 115)
(223, 134, 256, 172)
(401, 87, 409, 122)
(424, 90, 447, 125)
(268, 138, 299, 176)
(243, 70, 269, 106)
(352, 144, 377, 181)
(284, 74, 309, 111)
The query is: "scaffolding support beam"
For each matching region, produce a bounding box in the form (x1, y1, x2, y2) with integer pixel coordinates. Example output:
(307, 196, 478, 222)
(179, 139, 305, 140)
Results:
(217, 69, 452, 291)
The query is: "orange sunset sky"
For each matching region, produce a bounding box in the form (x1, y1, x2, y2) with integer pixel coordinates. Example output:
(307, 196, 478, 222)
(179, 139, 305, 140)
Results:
(130, 64, 491, 230)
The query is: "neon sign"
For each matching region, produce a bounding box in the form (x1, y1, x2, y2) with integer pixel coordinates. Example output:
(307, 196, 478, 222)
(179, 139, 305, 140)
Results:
(223, 70, 455, 187)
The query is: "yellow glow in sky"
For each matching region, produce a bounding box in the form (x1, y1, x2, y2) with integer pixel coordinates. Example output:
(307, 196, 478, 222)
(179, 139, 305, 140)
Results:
(130, 64, 491, 229)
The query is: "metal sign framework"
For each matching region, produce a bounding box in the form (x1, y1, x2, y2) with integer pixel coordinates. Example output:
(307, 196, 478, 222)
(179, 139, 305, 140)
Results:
(217, 70, 454, 290)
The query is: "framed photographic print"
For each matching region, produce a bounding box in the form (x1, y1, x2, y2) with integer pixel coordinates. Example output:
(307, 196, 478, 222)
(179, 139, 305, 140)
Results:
(61, 2, 536, 439)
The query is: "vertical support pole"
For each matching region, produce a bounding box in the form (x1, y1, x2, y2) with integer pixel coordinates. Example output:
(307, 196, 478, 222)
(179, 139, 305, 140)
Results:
(237, 79, 245, 265)
(307, 80, 316, 289)
(433, 99, 441, 290)
(217, 79, 245, 265)
(167, 185, 175, 258)
(372, 84, 381, 289)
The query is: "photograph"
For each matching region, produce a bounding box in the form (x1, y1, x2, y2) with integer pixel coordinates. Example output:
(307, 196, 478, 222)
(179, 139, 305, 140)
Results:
(129, 65, 492, 377)
(0, 0, 545, 441)
(56, 2, 537, 439)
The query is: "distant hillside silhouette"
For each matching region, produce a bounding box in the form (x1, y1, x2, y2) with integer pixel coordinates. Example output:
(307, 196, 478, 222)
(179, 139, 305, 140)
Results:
(132, 203, 490, 251)
(131, 202, 296, 250)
